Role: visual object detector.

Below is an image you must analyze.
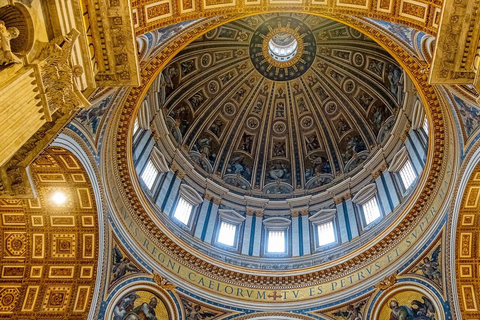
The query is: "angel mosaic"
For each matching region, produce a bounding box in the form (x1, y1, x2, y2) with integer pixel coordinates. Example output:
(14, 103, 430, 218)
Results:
(194, 137, 217, 165)
(183, 300, 217, 320)
(112, 245, 140, 281)
(412, 245, 441, 283)
(332, 300, 366, 320)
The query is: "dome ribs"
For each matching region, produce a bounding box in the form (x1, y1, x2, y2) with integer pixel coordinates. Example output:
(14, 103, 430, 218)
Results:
(111, 13, 447, 290)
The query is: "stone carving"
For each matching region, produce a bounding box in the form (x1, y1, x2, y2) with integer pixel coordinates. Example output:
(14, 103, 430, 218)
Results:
(0, 21, 21, 66)
(38, 28, 89, 114)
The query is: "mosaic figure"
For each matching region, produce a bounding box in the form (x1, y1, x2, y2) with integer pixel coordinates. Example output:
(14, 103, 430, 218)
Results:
(412, 245, 441, 282)
(189, 91, 205, 110)
(388, 297, 436, 320)
(332, 300, 366, 320)
(183, 300, 217, 320)
(387, 65, 404, 102)
(113, 292, 162, 320)
(210, 118, 224, 137)
(112, 245, 139, 281)
(276, 102, 285, 117)
(273, 141, 286, 157)
(305, 134, 320, 152)
(240, 134, 254, 153)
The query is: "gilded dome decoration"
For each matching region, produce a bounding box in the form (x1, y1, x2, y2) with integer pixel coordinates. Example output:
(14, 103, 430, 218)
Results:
(160, 13, 406, 198)
(130, 13, 430, 271)
(4, 0, 480, 318)
(250, 16, 315, 79)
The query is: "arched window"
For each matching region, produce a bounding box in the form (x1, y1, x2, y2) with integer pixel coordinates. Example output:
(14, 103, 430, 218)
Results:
(422, 116, 429, 136)
(362, 196, 381, 225)
(139, 148, 169, 191)
(267, 230, 286, 253)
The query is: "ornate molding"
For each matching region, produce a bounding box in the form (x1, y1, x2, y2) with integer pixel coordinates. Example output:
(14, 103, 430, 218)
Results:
(102, 12, 451, 303)
(429, 0, 480, 88)
(375, 271, 398, 290)
(153, 272, 176, 291)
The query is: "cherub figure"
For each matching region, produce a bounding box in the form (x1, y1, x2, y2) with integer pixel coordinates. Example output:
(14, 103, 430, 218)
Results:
(183, 300, 217, 320)
(333, 301, 366, 320)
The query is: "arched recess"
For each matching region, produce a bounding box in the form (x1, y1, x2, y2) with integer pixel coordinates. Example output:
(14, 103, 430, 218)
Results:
(231, 313, 319, 320)
(105, 282, 180, 320)
(0, 146, 100, 318)
(131, 1, 442, 37)
(453, 153, 480, 319)
(52, 130, 108, 320)
(368, 283, 446, 320)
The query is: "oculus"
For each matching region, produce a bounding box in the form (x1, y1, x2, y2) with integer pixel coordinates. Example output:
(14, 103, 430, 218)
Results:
(250, 17, 316, 81)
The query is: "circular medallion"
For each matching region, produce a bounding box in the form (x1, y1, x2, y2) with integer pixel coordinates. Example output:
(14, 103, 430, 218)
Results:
(223, 103, 236, 116)
(246, 117, 260, 130)
(325, 102, 337, 114)
(353, 52, 365, 67)
(301, 116, 314, 129)
(201, 54, 212, 67)
(208, 80, 219, 94)
(250, 17, 316, 81)
(343, 79, 356, 93)
(273, 121, 286, 133)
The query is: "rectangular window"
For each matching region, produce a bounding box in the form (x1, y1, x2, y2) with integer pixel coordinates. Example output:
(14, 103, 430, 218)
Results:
(141, 160, 158, 190)
(317, 221, 335, 246)
(174, 197, 193, 225)
(267, 230, 285, 253)
(217, 221, 236, 246)
(363, 196, 381, 225)
(422, 117, 428, 136)
(399, 160, 416, 190)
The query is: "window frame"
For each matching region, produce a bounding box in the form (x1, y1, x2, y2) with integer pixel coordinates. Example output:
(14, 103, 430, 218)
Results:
(389, 147, 418, 196)
(263, 217, 291, 256)
(398, 158, 416, 191)
(214, 209, 245, 250)
(352, 183, 383, 231)
(139, 148, 169, 195)
(172, 184, 203, 229)
(361, 196, 382, 226)
(140, 158, 159, 190)
(309, 209, 338, 250)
